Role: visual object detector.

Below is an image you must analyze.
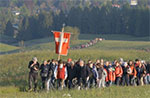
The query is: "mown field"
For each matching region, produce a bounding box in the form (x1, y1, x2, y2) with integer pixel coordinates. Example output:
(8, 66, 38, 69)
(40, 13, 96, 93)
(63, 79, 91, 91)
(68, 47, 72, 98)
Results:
(0, 35, 150, 98)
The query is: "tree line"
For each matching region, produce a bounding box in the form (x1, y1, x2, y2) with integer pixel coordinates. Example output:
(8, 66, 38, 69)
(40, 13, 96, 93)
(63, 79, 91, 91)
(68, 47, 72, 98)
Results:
(2, 2, 150, 41)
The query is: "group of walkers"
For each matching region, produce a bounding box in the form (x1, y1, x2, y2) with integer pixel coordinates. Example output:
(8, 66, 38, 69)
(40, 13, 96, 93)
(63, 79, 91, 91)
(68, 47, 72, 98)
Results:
(71, 38, 103, 50)
(28, 57, 150, 92)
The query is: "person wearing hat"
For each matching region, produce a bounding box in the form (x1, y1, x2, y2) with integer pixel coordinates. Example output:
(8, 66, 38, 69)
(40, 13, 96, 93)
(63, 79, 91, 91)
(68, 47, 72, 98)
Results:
(28, 57, 40, 92)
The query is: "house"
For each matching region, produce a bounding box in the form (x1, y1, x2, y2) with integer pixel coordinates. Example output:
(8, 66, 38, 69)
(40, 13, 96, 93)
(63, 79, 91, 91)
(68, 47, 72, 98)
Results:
(12, 11, 20, 16)
(130, 0, 138, 6)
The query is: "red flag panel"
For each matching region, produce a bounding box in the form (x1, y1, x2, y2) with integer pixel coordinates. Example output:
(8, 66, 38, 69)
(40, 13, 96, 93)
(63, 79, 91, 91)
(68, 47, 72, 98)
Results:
(53, 31, 71, 56)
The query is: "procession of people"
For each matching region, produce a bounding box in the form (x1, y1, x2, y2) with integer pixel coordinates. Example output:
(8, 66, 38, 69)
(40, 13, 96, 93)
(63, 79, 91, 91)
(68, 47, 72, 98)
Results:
(28, 57, 150, 92)
(71, 38, 103, 50)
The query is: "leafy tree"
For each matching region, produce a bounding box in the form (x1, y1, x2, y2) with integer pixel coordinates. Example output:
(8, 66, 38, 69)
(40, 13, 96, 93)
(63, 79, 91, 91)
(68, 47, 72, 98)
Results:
(64, 26, 80, 40)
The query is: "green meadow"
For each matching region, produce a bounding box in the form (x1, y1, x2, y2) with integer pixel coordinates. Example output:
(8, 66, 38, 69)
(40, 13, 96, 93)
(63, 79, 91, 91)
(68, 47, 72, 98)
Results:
(0, 34, 150, 98)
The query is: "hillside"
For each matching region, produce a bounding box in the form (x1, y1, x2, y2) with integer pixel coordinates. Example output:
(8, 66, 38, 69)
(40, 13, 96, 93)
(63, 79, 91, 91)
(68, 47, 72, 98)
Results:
(0, 39, 150, 98)
(0, 34, 150, 55)
(0, 43, 19, 52)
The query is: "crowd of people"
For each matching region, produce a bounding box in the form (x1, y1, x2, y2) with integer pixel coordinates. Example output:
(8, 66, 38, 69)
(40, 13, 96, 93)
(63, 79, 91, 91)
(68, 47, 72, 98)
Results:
(28, 57, 150, 92)
(71, 38, 103, 50)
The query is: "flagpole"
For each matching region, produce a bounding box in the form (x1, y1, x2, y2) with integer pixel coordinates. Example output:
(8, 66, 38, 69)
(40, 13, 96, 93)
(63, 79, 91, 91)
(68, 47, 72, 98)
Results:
(58, 23, 65, 60)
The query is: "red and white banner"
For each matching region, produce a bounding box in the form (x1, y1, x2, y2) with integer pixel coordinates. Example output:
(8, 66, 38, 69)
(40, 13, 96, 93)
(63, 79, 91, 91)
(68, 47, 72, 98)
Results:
(53, 31, 71, 56)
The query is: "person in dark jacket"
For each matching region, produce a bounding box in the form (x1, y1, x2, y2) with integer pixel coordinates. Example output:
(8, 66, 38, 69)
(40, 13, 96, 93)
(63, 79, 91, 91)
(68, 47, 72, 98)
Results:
(77, 60, 90, 90)
(122, 62, 130, 86)
(65, 58, 72, 88)
(47, 59, 56, 90)
(67, 61, 77, 89)
(28, 57, 39, 92)
(145, 61, 150, 84)
(40, 60, 49, 90)
(136, 62, 146, 85)
(87, 63, 98, 88)
(97, 63, 107, 88)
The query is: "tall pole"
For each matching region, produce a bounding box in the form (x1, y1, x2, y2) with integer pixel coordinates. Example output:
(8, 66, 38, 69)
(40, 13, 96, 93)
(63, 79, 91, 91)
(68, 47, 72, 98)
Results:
(58, 23, 65, 60)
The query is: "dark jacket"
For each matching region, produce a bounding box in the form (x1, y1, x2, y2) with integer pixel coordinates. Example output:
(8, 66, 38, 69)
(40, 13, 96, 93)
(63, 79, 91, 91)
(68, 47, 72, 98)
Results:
(79, 65, 90, 79)
(136, 66, 145, 78)
(28, 61, 39, 73)
(146, 63, 150, 74)
(68, 66, 77, 80)
(48, 62, 56, 73)
(88, 66, 98, 79)
(47, 62, 56, 78)
(122, 66, 129, 76)
(40, 64, 49, 77)
(97, 68, 103, 79)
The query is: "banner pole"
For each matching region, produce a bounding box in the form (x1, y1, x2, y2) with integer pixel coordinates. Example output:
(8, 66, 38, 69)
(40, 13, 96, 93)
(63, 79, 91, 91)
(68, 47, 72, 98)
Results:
(58, 23, 65, 60)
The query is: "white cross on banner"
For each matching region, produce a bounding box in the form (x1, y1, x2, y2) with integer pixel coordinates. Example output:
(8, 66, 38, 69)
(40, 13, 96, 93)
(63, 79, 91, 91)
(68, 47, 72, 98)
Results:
(53, 31, 71, 56)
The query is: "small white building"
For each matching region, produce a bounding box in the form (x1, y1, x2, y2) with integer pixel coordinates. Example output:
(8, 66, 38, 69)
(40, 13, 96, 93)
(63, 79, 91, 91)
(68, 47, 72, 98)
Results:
(12, 11, 20, 16)
(130, 0, 138, 6)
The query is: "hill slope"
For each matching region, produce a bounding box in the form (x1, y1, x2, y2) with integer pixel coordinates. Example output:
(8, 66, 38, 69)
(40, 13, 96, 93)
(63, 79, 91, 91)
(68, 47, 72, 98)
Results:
(0, 43, 19, 52)
(0, 40, 150, 98)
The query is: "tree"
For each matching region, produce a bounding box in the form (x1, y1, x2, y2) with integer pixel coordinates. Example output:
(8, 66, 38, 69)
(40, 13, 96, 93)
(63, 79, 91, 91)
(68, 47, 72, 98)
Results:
(64, 26, 80, 40)
(4, 21, 14, 37)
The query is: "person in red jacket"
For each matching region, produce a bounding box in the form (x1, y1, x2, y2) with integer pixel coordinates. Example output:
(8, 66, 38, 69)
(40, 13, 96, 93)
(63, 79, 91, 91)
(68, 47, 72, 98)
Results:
(54, 60, 68, 89)
(128, 60, 137, 86)
(115, 62, 123, 85)
(108, 67, 116, 86)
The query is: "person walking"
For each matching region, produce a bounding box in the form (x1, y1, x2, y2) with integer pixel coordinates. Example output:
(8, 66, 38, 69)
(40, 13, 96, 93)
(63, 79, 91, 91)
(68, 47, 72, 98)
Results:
(54, 60, 68, 90)
(97, 63, 107, 88)
(115, 62, 123, 86)
(40, 60, 49, 90)
(28, 57, 39, 92)
(67, 61, 77, 89)
(122, 62, 130, 86)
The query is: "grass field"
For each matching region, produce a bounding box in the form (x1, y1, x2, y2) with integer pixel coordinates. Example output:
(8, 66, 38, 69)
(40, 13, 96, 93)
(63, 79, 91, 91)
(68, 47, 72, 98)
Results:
(0, 34, 149, 53)
(0, 34, 150, 98)
(0, 85, 149, 98)
(0, 43, 19, 52)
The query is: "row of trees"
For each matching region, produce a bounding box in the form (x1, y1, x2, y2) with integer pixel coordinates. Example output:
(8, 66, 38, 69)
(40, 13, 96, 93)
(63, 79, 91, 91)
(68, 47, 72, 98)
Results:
(2, 2, 150, 41)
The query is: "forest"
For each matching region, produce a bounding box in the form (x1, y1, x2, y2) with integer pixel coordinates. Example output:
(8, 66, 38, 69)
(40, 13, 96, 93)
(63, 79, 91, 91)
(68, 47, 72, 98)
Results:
(0, 0, 149, 41)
